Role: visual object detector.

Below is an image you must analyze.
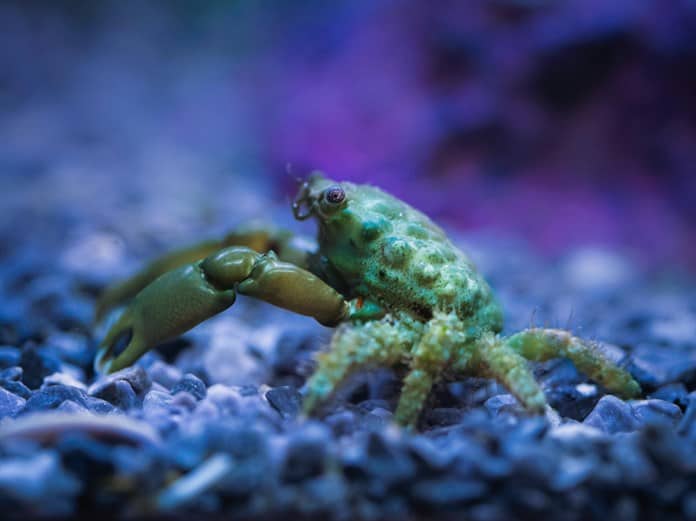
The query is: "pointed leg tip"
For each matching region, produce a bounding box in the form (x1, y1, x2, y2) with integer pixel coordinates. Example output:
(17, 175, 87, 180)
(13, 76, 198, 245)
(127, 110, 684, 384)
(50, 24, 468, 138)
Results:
(623, 379, 643, 399)
(93, 346, 114, 375)
(301, 395, 319, 417)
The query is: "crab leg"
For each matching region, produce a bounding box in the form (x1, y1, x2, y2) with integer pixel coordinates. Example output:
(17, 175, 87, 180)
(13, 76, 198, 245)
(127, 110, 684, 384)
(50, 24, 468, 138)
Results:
(504, 328, 641, 399)
(95, 246, 347, 374)
(95, 226, 313, 322)
(394, 313, 471, 427)
(473, 333, 548, 413)
(303, 316, 419, 416)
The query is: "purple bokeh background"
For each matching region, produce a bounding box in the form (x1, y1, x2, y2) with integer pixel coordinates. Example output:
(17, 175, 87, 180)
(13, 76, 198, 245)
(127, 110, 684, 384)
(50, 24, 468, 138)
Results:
(1, 1, 695, 271)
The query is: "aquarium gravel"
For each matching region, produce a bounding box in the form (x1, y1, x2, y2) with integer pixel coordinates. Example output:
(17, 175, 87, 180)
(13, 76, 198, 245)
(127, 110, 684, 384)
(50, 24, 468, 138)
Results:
(0, 221, 694, 521)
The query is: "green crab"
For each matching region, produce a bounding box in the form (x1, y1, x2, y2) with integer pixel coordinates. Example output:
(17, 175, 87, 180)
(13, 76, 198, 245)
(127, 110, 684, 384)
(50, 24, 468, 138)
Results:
(95, 174, 641, 427)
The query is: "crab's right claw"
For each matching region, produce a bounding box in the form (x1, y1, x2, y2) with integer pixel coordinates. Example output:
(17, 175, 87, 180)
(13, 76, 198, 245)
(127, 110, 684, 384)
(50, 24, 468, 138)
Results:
(95, 261, 237, 374)
(96, 246, 348, 375)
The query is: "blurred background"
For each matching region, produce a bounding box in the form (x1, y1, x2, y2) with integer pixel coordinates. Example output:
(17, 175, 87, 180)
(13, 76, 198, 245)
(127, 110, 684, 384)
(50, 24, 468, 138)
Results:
(1, 0, 695, 273)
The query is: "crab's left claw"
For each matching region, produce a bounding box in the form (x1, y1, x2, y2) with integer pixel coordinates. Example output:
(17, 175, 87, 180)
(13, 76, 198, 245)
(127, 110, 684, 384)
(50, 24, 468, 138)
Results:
(95, 258, 238, 374)
(95, 308, 143, 374)
(96, 246, 348, 374)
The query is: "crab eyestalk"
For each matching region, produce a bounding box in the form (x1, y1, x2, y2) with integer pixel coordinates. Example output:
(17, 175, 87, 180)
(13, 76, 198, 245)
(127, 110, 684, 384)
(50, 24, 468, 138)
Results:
(292, 172, 346, 221)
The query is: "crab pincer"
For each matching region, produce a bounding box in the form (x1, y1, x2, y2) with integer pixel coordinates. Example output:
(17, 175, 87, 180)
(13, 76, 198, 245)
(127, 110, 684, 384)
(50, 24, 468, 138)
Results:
(96, 246, 347, 373)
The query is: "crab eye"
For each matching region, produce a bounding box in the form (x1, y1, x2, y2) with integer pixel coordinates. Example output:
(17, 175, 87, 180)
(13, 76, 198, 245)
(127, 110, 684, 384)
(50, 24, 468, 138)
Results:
(324, 185, 345, 205)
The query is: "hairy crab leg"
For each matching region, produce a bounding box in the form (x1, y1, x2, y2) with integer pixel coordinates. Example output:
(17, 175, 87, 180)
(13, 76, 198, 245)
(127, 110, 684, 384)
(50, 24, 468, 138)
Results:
(303, 315, 420, 416)
(504, 328, 641, 399)
(95, 226, 313, 323)
(393, 368, 435, 428)
(473, 333, 548, 413)
(95, 246, 346, 374)
(394, 312, 471, 427)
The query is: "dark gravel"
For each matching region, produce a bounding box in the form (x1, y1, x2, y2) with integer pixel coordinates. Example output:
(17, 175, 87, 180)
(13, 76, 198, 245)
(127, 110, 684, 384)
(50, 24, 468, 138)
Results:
(0, 222, 694, 521)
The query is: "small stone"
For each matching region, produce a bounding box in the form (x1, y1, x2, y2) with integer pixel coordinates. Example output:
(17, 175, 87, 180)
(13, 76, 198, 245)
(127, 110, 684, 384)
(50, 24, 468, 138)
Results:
(356, 399, 391, 413)
(148, 360, 182, 389)
(272, 330, 320, 384)
(296, 474, 349, 515)
(23, 385, 89, 413)
(549, 422, 604, 441)
(407, 437, 452, 472)
(485, 394, 524, 417)
(239, 393, 275, 420)
(100, 380, 140, 409)
(609, 437, 657, 486)
(204, 384, 241, 416)
(0, 366, 22, 381)
(361, 431, 416, 490)
(265, 386, 302, 419)
(0, 346, 20, 368)
(89, 366, 151, 397)
(0, 378, 31, 399)
(0, 386, 26, 417)
(171, 373, 206, 401)
(206, 423, 268, 459)
(363, 407, 393, 430)
(650, 383, 690, 409)
(468, 502, 511, 521)
(631, 399, 682, 427)
(410, 477, 487, 506)
(143, 389, 174, 415)
(88, 366, 151, 410)
(85, 396, 117, 414)
(538, 358, 581, 387)
(56, 400, 88, 413)
(583, 395, 639, 434)
(423, 407, 463, 428)
(171, 391, 198, 411)
(173, 424, 270, 496)
(545, 382, 600, 421)
(20, 345, 61, 389)
(0, 451, 81, 516)
(43, 372, 87, 391)
(325, 409, 358, 437)
(550, 454, 596, 491)
(281, 425, 330, 483)
(629, 344, 696, 388)
(191, 399, 218, 422)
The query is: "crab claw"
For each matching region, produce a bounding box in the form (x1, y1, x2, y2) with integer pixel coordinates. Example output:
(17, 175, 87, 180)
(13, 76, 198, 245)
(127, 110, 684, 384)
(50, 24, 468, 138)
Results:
(95, 261, 237, 374)
(96, 246, 349, 374)
(94, 308, 142, 374)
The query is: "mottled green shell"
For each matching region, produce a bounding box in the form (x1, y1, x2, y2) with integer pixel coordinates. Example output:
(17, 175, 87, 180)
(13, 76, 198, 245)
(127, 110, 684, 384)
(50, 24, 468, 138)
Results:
(315, 181, 503, 334)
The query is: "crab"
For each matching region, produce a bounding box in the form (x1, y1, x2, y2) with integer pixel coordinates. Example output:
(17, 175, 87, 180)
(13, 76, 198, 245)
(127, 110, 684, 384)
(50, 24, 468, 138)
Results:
(95, 174, 641, 427)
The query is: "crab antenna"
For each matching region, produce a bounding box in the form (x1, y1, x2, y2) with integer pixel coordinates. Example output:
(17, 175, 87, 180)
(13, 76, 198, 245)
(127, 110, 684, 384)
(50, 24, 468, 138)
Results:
(529, 307, 538, 330)
(564, 307, 576, 333)
(284, 163, 304, 185)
